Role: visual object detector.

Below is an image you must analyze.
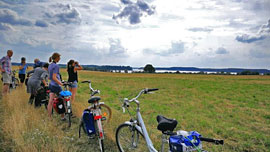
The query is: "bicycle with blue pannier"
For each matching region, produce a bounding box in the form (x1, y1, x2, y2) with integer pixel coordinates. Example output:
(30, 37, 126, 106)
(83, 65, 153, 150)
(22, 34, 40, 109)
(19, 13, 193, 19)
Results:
(115, 88, 224, 152)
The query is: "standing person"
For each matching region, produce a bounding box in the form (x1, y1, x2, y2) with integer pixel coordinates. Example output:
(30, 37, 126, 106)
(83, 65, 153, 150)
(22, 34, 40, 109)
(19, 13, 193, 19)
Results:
(0, 50, 13, 95)
(18, 57, 28, 85)
(33, 58, 43, 69)
(47, 53, 64, 119)
(67, 60, 83, 103)
(27, 63, 49, 106)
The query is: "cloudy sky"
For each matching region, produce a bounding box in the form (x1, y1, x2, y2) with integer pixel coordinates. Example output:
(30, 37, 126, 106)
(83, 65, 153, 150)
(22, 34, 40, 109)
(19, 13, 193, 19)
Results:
(0, 0, 269, 68)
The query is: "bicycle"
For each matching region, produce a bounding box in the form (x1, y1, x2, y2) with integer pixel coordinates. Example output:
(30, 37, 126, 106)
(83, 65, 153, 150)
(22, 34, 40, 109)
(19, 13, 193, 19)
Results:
(79, 80, 112, 152)
(115, 88, 224, 152)
(35, 85, 50, 109)
(52, 81, 73, 127)
(10, 70, 19, 90)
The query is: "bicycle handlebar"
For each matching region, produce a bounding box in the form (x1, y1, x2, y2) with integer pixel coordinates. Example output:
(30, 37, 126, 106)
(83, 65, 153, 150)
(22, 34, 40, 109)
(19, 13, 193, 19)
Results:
(122, 88, 158, 113)
(199, 137, 224, 145)
(144, 88, 159, 93)
(62, 81, 72, 86)
(81, 80, 91, 83)
(81, 80, 100, 96)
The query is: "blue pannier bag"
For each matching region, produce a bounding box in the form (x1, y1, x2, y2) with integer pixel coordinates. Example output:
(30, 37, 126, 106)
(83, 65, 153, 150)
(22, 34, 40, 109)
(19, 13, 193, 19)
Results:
(82, 109, 96, 136)
(169, 131, 202, 152)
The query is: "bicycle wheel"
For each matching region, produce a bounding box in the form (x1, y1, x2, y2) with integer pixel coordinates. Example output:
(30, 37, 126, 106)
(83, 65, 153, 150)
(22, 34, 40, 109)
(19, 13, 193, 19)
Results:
(90, 104, 112, 127)
(15, 78, 19, 88)
(116, 123, 148, 152)
(66, 101, 72, 127)
(67, 112, 71, 127)
(98, 138, 104, 152)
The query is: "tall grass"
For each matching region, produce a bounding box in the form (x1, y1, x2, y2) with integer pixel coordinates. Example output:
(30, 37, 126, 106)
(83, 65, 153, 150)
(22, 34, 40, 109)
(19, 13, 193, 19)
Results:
(0, 85, 118, 151)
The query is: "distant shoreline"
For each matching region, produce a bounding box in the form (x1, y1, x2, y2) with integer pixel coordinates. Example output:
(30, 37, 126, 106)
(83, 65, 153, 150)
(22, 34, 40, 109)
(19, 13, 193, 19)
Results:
(12, 62, 270, 74)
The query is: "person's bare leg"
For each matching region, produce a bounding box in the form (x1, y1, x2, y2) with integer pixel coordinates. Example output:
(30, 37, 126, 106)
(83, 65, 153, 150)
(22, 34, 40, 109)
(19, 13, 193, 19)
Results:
(48, 93, 55, 118)
(71, 88, 77, 102)
(2, 84, 9, 95)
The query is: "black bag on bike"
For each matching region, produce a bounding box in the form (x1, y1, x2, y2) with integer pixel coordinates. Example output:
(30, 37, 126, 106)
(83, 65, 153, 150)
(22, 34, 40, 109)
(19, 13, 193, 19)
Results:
(82, 109, 96, 136)
(35, 86, 49, 107)
(53, 97, 66, 114)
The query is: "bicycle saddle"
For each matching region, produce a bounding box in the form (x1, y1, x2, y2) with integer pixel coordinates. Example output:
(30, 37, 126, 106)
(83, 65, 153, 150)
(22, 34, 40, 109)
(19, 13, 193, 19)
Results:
(157, 115, 178, 132)
(88, 96, 101, 103)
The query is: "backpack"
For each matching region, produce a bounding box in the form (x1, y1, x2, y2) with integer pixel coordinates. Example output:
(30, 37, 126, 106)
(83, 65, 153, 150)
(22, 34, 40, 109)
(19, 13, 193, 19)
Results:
(82, 109, 96, 136)
(53, 97, 66, 114)
(169, 131, 202, 152)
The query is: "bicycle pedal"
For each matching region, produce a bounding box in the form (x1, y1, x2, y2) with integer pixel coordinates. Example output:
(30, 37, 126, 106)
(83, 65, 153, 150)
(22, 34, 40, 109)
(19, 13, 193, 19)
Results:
(101, 117, 106, 121)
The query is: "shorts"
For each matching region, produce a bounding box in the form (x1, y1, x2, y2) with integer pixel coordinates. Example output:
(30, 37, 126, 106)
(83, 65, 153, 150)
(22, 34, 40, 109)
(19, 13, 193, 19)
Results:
(69, 81, 78, 88)
(19, 74, 26, 83)
(49, 84, 62, 94)
(2, 72, 11, 84)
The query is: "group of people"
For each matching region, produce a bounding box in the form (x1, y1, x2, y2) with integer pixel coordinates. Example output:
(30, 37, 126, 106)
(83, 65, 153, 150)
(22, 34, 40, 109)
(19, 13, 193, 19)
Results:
(0, 50, 83, 120)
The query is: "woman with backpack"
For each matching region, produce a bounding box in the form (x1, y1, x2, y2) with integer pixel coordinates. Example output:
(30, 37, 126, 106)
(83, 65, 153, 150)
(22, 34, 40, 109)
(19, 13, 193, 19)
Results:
(27, 63, 49, 106)
(47, 53, 64, 120)
(67, 59, 83, 103)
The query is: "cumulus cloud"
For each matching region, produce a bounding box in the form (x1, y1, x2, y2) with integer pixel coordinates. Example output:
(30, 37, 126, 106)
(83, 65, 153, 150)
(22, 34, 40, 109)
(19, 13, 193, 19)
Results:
(188, 27, 213, 32)
(35, 20, 49, 27)
(45, 4, 81, 24)
(215, 47, 229, 54)
(0, 9, 32, 26)
(113, 0, 155, 24)
(236, 19, 270, 43)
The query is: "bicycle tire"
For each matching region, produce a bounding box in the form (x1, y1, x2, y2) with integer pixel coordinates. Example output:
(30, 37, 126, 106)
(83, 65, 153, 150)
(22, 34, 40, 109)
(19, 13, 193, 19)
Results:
(68, 112, 71, 127)
(115, 123, 147, 152)
(98, 138, 105, 152)
(89, 104, 112, 127)
(15, 78, 19, 88)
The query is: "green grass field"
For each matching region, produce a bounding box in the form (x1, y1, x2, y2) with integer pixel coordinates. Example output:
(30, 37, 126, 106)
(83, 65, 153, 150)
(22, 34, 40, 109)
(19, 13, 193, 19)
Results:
(1, 70, 270, 152)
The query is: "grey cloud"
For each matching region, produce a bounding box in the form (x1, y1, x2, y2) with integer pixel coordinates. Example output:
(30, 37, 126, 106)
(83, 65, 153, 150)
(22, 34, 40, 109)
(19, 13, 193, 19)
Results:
(0, 9, 32, 26)
(188, 27, 213, 32)
(35, 20, 48, 27)
(108, 38, 128, 57)
(143, 41, 185, 56)
(236, 19, 270, 43)
(121, 0, 132, 5)
(45, 4, 81, 24)
(168, 41, 185, 54)
(236, 34, 265, 43)
(249, 49, 270, 58)
(113, 0, 155, 24)
(0, 23, 13, 30)
(215, 47, 229, 54)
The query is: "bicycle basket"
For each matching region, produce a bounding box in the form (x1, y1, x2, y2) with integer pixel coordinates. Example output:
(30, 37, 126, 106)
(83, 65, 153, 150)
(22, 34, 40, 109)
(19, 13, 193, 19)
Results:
(169, 131, 202, 152)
